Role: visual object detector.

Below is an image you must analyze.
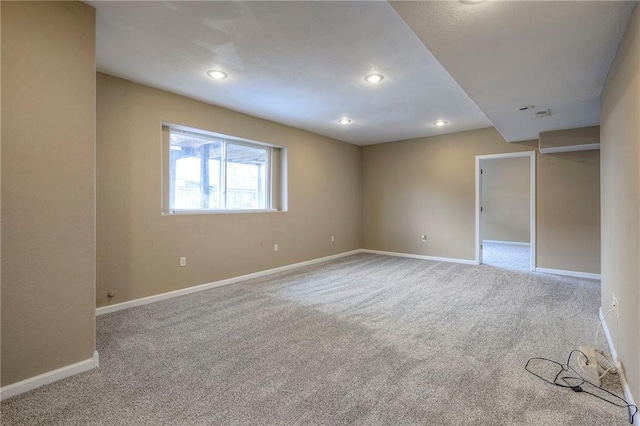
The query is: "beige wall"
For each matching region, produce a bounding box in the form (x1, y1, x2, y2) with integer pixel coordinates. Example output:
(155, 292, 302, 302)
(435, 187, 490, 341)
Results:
(1, 1, 96, 386)
(600, 5, 639, 403)
(537, 150, 600, 272)
(481, 157, 530, 243)
(362, 127, 601, 273)
(96, 73, 361, 307)
(0, 0, 3, 386)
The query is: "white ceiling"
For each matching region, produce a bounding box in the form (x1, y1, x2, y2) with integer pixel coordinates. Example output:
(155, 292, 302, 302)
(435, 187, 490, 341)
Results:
(90, 1, 490, 145)
(90, 1, 636, 145)
(391, 0, 636, 142)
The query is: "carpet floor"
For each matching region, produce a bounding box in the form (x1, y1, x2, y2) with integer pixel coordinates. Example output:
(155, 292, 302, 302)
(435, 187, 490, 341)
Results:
(1, 253, 631, 425)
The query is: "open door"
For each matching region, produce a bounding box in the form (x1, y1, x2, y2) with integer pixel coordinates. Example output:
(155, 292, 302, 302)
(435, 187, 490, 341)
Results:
(475, 151, 536, 270)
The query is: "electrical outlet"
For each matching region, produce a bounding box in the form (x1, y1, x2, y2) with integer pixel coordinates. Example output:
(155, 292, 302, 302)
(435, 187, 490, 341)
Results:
(331, 235, 335, 242)
(274, 243, 279, 252)
(421, 235, 427, 243)
(180, 257, 186, 267)
(612, 293, 618, 317)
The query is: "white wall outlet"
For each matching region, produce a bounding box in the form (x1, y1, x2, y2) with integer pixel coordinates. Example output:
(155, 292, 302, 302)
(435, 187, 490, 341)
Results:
(274, 243, 279, 252)
(421, 235, 427, 243)
(331, 235, 335, 242)
(179, 257, 186, 267)
(612, 293, 618, 316)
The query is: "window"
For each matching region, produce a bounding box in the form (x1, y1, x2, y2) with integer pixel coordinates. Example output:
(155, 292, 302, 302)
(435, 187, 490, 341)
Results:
(163, 125, 284, 213)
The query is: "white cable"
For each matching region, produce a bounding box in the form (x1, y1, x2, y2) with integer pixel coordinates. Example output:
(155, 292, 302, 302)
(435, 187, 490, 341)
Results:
(578, 308, 619, 381)
(576, 353, 593, 382)
(578, 353, 588, 368)
(598, 368, 615, 379)
(598, 365, 617, 379)
(595, 307, 616, 350)
(596, 349, 618, 376)
(597, 350, 616, 368)
(577, 349, 617, 380)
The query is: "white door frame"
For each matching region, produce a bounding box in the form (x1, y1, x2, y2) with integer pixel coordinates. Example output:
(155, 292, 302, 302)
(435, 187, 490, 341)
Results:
(475, 151, 536, 270)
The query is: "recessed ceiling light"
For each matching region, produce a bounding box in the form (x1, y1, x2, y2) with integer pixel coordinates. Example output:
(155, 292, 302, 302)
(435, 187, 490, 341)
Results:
(460, 0, 487, 4)
(338, 118, 352, 125)
(207, 70, 228, 80)
(364, 74, 384, 84)
(434, 120, 448, 127)
(517, 105, 535, 112)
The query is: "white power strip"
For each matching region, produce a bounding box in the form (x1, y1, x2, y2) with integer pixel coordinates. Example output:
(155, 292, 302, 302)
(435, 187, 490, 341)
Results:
(579, 346, 601, 386)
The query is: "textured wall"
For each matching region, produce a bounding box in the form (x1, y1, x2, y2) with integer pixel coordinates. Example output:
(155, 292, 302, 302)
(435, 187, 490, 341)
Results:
(536, 150, 600, 273)
(481, 157, 530, 243)
(1, 1, 96, 386)
(362, 127, 600, 273)
(600, 4, 639, 405)
(96, 73, 362, 307)
(362, 128, 532, 260)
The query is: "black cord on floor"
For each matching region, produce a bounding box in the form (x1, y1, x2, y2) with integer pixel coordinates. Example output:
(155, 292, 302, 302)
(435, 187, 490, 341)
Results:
(525, 349, 638, 424)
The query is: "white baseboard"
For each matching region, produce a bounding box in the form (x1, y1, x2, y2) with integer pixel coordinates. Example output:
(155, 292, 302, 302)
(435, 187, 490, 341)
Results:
(96, 248, 476, 317)
(599, 307, 637, 424)
(361, 249, 477, 265)
(96, 250, 363, 316)
(0, 351, 99, 401)
(482, 240, 530, 246)
(535, 267, 600, 280)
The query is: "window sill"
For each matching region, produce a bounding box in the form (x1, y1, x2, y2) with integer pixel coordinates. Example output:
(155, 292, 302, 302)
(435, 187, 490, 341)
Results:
(162, 209, 283, 216)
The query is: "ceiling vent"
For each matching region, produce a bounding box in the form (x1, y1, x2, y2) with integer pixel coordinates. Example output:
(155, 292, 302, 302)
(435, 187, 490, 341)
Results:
(535, 109, 551, 118)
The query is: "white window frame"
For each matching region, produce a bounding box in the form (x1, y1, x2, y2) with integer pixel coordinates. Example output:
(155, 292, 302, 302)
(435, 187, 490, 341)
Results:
(162, 123, 281, 215)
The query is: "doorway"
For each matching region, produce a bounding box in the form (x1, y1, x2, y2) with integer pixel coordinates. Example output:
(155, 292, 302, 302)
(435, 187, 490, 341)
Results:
(475, 151, 536, 271)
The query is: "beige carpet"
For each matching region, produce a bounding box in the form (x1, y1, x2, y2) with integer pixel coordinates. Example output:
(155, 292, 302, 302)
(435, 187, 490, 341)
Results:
(1, 253, 631, 425)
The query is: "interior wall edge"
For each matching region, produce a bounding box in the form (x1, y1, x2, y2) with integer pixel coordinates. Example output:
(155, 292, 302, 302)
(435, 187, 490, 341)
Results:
(0, 351, 99, 401)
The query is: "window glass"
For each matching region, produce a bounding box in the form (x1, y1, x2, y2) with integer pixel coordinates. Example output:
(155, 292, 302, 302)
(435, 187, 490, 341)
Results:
(167, 129, 273, 212)
(226, 143, 268, 209)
